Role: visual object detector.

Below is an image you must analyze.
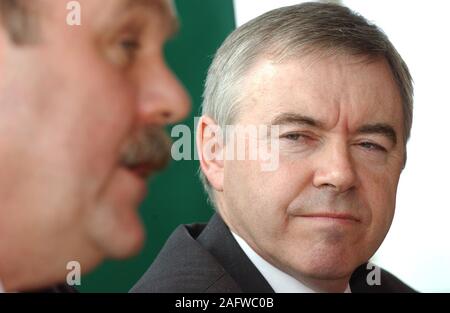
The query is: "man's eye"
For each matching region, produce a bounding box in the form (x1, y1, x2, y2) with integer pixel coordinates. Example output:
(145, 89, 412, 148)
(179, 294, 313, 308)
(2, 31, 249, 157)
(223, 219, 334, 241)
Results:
(284, 133, 301, 141)
(106, 37, 142, 67)
(359, 142, 387, 152)
(281, 133, 311, 142)
(116, 36, 142, 65)
(121, 38, 140, 53)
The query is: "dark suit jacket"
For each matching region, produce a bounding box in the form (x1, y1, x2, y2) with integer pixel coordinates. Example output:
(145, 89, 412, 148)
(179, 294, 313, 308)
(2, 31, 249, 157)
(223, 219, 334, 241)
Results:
(131, 213, 415, 293)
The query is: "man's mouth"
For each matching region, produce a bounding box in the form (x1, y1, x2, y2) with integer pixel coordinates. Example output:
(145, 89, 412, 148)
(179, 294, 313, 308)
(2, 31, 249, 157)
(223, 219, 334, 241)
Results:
(123, 163, 154, 180)
(299, 212, 361, 223)
(118, 126, 172, 181)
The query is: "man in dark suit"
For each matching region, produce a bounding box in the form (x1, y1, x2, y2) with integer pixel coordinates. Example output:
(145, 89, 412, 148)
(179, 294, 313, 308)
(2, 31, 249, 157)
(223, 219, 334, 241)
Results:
(132, 213, 414, 292)
(132, 2, 415, 293)
(0, 0, 189, 292)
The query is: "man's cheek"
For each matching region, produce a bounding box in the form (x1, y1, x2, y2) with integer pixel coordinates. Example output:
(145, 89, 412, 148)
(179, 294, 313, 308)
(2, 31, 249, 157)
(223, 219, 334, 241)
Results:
(85, 168, 146, 258)
(367, 188, 396, 246)
(72, 101, 135, 179)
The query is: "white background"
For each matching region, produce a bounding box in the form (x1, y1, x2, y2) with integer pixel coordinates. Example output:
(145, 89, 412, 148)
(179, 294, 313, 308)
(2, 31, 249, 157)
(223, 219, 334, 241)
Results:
(233, 0, 450, 292)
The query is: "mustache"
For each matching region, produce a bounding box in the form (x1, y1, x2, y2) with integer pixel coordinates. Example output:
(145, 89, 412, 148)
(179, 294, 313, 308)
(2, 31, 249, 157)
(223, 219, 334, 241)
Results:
(120, 127, 172, 171)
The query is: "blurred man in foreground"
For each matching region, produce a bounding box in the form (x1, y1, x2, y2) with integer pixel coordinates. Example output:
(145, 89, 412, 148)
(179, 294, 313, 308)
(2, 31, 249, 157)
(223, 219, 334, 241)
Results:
(0, 0, 189, 292)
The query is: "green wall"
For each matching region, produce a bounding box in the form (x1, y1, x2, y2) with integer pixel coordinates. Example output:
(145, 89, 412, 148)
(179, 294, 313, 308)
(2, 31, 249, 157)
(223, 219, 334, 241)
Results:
(78, 0, 236, 292)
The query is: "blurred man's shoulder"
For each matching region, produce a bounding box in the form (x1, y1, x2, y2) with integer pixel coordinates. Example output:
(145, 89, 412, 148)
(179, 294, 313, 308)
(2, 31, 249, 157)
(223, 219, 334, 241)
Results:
(28, 283, 78, 293)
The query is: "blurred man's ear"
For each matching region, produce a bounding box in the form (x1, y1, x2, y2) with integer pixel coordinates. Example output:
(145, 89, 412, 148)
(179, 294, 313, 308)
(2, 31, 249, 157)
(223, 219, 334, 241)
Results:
(196, 115, 225, 193)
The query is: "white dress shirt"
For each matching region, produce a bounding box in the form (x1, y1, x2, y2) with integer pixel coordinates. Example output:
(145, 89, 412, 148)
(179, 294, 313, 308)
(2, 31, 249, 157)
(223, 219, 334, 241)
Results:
(0, 279, 4, 293)
(231, 231, 351, 293)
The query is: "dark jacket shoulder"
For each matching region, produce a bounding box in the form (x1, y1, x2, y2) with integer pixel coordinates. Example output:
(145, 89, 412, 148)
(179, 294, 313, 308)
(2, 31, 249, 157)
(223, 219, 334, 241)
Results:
(131, 220, 240, 293)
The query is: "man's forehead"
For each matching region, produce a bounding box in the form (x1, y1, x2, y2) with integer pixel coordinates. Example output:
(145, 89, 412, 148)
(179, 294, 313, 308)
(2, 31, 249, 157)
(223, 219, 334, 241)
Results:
(62, 0, 177, 39)
(111, 0, 174, 15)
(39, 0, 176, 27)
(44, 0, 177, 32)
(238, 55, 403, 134)
(102, 0, 175, 22)
(245, 56, 401, 109)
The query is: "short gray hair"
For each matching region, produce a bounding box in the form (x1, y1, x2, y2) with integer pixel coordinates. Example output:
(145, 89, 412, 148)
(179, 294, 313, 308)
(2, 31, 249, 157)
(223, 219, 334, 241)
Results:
(200, 2, 413, 202)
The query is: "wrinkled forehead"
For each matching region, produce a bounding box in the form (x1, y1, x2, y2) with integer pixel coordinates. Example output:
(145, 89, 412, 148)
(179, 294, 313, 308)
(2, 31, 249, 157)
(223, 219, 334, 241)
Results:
(237, 54, 404, 130)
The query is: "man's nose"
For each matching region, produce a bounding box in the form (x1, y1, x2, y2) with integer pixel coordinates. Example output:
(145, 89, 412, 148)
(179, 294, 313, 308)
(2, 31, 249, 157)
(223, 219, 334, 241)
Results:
(135, 58, 191, 126)
(312, 141, 358, 193)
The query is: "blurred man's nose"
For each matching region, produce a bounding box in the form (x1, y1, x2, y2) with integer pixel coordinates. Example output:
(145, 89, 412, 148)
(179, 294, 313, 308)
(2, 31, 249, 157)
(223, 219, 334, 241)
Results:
(312, 140, 358, 193)
(135, 58, 191, 126)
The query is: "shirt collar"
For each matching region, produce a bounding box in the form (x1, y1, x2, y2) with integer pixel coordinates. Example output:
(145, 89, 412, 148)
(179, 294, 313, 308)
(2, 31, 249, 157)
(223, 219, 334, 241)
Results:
(0, 279, 4, 293)
(231, 231, 351, 293)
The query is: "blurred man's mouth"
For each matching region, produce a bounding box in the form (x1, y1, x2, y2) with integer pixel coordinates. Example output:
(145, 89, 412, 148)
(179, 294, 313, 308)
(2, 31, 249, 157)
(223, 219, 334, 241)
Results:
(119, 126, 172, 181)
(125, 163, 154, 180)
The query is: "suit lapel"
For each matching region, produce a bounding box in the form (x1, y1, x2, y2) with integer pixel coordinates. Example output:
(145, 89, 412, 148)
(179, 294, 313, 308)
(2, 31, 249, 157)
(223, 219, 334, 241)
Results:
(197, 213, 274, 293)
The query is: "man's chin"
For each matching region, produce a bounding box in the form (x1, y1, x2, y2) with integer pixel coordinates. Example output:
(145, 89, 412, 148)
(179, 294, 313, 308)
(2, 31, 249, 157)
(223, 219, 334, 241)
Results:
(282, 248, 358, 282)
(103, 215, 146, 259)
(90, 167, 150, 258)
(87, 207, 146, 260)
(299, 256, 359, 282)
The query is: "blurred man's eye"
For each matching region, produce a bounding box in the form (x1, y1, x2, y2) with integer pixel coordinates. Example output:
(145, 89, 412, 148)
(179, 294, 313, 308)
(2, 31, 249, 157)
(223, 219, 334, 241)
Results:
(104, 33, 142, 68)
(119, 35, 141, 63)
(121, 38, 140, 52)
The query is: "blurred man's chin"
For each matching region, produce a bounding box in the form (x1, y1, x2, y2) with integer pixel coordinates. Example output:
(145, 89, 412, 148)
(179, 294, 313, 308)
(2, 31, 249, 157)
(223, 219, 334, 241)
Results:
(86, 206, 146, 260)
(103, 215, 146, 259)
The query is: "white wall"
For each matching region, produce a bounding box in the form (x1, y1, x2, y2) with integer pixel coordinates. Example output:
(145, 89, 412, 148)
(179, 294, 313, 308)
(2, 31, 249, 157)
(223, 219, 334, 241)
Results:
(233, 0, 450, 292)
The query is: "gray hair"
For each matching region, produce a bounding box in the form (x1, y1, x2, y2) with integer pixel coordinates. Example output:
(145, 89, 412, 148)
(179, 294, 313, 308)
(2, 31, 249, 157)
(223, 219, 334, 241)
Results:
(200, 2, 413, 203)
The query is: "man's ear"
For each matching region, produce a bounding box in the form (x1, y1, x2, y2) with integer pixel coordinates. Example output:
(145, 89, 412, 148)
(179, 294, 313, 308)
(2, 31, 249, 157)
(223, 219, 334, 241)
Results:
(196, 115, 225, 192)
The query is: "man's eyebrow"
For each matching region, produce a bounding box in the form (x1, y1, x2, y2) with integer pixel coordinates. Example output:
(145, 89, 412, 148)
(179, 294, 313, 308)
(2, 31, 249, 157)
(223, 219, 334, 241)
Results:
(270, 113, 325, 128)
(270, 113, 398, 145)
(119, 0, 179, 35)
(356, 123, 397, 146)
